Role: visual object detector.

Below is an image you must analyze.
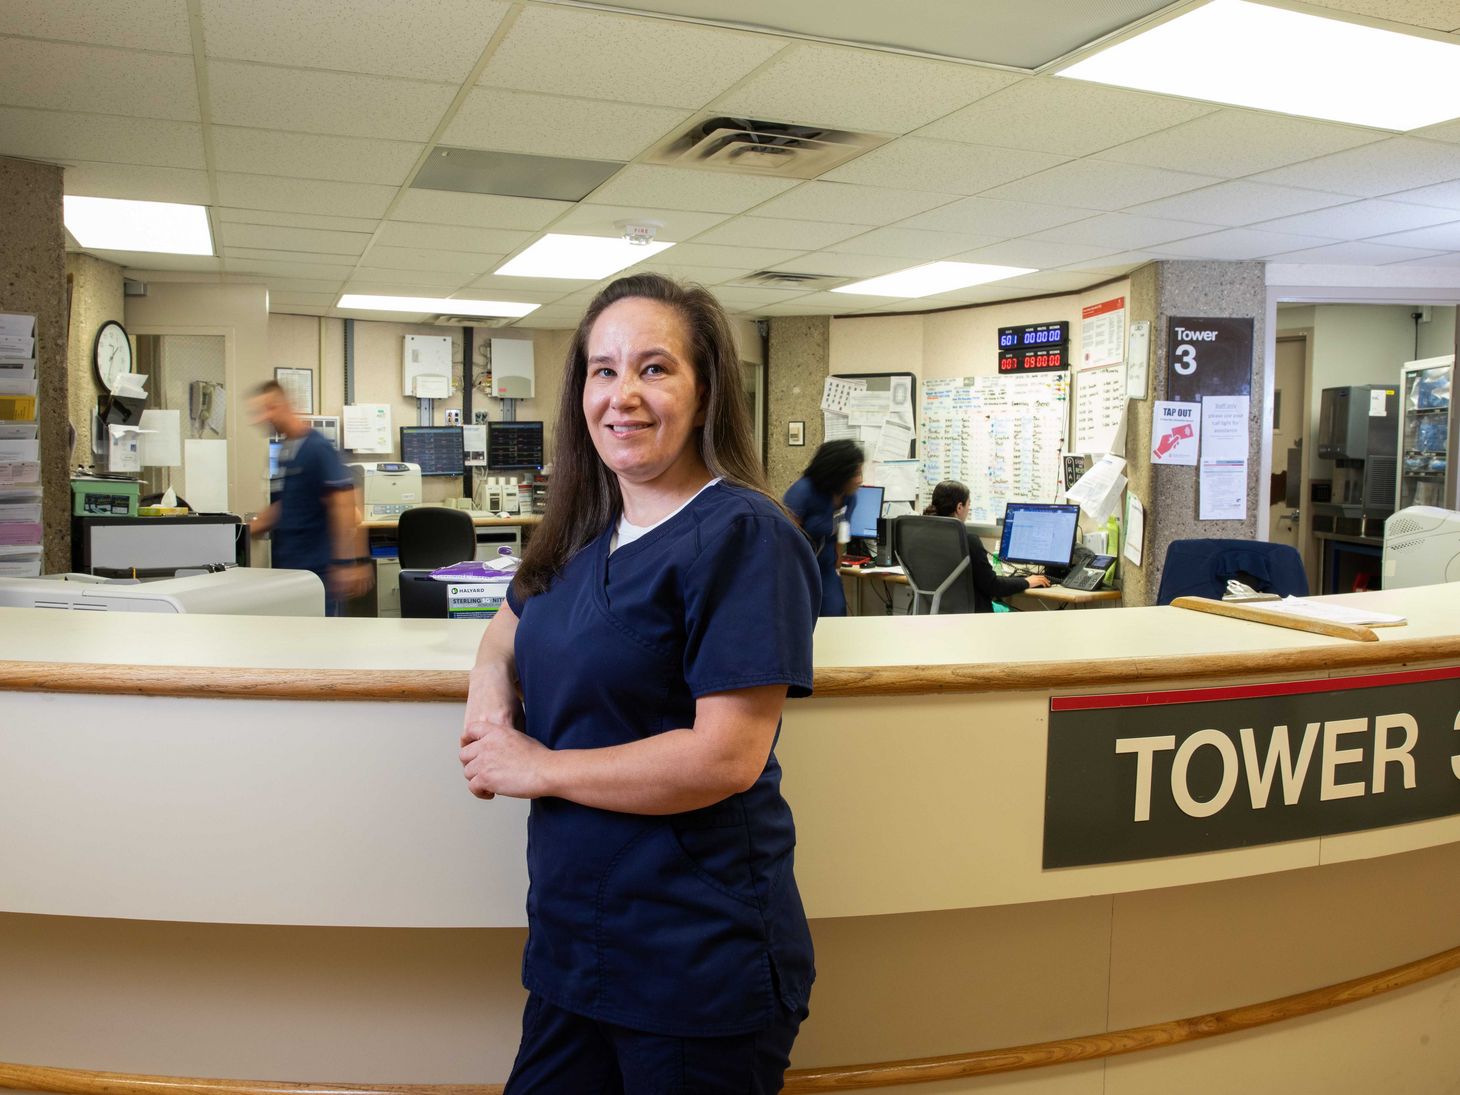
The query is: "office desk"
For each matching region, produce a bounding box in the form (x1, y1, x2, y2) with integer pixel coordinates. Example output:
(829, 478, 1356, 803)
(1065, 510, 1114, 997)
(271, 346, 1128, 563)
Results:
(1015, 584, 1123, 609)
(4, 586, 1460, 1090)
(838, 563, 906, 615)
(360, 512, 542, 530)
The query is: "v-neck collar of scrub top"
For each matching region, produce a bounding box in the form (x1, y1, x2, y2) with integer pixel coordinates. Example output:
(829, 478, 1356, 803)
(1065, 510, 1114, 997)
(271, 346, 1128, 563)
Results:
(594, 478, 724, 609)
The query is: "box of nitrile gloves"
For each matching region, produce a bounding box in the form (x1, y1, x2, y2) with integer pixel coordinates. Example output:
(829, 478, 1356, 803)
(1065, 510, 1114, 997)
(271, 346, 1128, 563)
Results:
(445, 581, 508, 619)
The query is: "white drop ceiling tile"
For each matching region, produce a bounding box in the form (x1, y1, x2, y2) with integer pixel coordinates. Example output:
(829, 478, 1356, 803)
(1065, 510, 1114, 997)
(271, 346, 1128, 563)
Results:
(203, 0, 506, 83)
(1251, 138, 1460, 199)
(1125, 180, 1350, 228)
(758, 299, 847, 316)
(644, 243, 803, 270)
(1385, 179, 1460, 211)
(1385, 251, 1460, 268)
(0, 38, 199, 121)
(621, 263, 740, 286)
(217, 208, 380, 233)
(78, 250, 223, 274)
(1095, 109, 1384, 179)
(820, 137, 1067, 196)
(224, 247, 360, 267)
(346, 278, 484, 297)
(350, 266, 472, 288)
(749, 181, 958, 226)
(713, 42, 1020, 134)
(982, 160, 1221, 212)
(211, 127, 424, 187)
(226, 258, 361, 280)
(1363, 221, 1460, 250)
(1412, 115, 1460, 145)
(1056, 253, 1161, 275)
(362, 245, 499, 274)
(62, 161, 210, 204)
(268, 292, 338, 308)
(264, 278, 348, 294)
(546, 204, 730, 240)
(513, 308, 581, 330)
(980, 270, 1103, 294)
(824, 226, 1003, 260)
(792, 289, 901, 310)
(394, 189, 572, 230)
(467, 272, 597, 294)
(1254, 199, 1460, 240)
(950, 238, 1115, 268)
(216, 172, 398, 218)
(0, 107, 203, 169)
(1255, 241, 1446, 264)
(450, 288, 565, 305)
(0, 0, 192, 52)
(768, 253, 910, 278)
(585, 165, 798, 215)
(1029, 213, 1211, 250)
(480, 4, 783, 107)
(896, 195, 1094, 238)
(688, 216, 866, 250)
(706, 286, 813, 308)
(1299, 0, 1460, 31)
(1148, 228, 1336, 261)
(374, 221, 531, 254)
(208, 61, 456, 141)
(918, 77, 1217, 157)
(442, 87, 688, 162)
(218, 223, 370, 257)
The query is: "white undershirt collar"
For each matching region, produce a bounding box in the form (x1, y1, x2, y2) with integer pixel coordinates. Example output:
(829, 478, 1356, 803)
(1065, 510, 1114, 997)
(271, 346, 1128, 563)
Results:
(611, 477, 722, 553)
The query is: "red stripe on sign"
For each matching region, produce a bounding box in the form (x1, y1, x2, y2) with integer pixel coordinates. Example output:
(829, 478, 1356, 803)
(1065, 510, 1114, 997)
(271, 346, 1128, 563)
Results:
(1050, 664, 1460, 712)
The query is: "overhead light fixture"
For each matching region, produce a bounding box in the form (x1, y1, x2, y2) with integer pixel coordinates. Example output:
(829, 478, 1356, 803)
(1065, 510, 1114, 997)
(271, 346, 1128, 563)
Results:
(495, 233, 675, 280)
(831, 261, 1036, 298)
(1056, 0, 1460, 131)
(63, 195, 214, 255)
(337, 294, 539, 318)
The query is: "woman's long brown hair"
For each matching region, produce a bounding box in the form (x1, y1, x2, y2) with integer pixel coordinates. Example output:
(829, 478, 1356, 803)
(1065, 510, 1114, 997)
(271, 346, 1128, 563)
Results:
(513, 273, 773, 599)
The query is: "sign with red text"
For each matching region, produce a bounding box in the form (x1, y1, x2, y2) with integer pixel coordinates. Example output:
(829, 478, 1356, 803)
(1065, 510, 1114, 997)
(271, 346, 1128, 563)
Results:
(1043, 667, 1460, 868)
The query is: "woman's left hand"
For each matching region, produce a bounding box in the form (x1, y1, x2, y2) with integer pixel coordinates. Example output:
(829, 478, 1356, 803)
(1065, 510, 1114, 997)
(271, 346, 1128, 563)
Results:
(460, 722, 552, 800)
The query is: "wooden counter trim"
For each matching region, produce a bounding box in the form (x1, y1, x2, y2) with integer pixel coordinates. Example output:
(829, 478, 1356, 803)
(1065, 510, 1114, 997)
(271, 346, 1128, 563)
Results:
(4, 942, 1458, 1095)
(4, 634, 1460, 701)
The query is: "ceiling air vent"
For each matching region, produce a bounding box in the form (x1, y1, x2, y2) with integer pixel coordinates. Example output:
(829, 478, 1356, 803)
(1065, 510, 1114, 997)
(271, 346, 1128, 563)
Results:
(433, 315, 520, 328)
(728, 271, 852, 291)
(646, 117, 885, 179)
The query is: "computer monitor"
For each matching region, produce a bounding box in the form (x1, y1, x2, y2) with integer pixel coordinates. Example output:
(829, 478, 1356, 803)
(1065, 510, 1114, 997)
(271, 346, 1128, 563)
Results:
(847, 485, 884, 541)
(999, 502, 1079, 569)
(487, 421, 544, 470)
(400, 426, 465, 477)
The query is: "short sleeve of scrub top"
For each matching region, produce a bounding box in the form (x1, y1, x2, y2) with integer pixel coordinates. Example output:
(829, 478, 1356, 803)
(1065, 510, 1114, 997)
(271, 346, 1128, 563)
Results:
(505, 483, 821, 1038)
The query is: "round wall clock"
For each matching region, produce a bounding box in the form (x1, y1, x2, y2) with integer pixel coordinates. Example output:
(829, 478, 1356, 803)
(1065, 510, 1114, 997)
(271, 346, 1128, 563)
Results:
(93, 320, 133, 393)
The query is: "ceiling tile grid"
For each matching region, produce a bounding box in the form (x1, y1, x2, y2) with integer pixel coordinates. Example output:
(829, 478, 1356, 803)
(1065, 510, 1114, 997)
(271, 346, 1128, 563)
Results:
(0, 0, 194, 53)
(981, 159, 1223, 211)
(747, 181, 962, 226)
(0, 37, 200, 121)
(210, 127, 425, 186)
(1250, 137, 1460, 198)
(0, 107, 204, 171)
(818, 136, 1069, 196)
(440, 88, 691, 162)
(586, 164, 800, 215)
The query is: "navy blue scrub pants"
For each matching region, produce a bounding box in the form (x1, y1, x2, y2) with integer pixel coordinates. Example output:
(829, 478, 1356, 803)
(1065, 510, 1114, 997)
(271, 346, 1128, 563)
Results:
(504, 994, 806, 1094)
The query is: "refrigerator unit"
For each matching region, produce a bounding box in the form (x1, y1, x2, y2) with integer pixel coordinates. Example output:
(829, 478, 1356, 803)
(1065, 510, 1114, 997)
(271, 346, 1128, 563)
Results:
(1397, 355, 1456, 513)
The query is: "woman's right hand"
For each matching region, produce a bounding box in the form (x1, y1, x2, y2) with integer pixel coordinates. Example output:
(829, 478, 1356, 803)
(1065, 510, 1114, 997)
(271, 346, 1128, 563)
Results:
(1027, 574, 1053, 588)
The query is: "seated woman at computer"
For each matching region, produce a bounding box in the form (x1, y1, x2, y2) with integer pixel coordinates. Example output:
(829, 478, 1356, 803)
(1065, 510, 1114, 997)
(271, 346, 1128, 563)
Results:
(924, 480, 1050, 612)
(784, 439, 864, 617)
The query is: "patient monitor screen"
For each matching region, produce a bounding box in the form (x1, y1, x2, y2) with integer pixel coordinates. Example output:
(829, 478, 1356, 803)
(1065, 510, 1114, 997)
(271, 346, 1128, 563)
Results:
(999, 503, 1079, 568)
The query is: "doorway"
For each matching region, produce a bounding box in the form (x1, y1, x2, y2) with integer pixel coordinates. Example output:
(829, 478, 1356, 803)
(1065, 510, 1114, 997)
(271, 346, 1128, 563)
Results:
(1270, 336, 1305, 554)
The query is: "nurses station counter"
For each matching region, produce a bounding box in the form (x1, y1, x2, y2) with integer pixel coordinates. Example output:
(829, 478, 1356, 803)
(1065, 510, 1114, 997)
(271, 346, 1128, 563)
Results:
(3, 586, 1460, 1095)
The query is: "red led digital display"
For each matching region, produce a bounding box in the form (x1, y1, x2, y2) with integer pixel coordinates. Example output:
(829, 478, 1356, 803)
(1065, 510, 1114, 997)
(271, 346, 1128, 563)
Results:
(999, 346, 1068, 373)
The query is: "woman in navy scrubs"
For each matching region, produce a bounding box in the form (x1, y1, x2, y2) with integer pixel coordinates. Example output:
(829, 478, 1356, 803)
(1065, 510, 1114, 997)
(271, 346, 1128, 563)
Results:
(460, 273, 821, 1093)
(783, 439, 864, 617)
(923, 479, 1051, 612)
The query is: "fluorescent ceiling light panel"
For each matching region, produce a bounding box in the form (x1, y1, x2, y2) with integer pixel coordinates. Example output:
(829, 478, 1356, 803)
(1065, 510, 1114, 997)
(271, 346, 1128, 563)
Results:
(337, 294, 539, 318)
(495, 233, 674, 280)
(1056, 0, 1460, 131)
(831, 261, 1036, 298)
(63, 195, 213, 255)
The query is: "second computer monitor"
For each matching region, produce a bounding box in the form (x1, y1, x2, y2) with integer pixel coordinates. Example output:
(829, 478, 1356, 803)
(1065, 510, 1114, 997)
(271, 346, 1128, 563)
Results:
(847, 484, 884, 541)
(999, 502, 1079, 568)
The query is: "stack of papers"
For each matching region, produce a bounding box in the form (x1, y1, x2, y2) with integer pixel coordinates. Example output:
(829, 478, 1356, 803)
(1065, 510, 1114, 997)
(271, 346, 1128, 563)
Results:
(1264, 597, 1407, 628)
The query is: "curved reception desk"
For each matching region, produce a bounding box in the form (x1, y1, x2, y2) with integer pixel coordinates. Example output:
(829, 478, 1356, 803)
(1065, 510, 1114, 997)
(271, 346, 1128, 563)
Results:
(3, 585, 1460, 1094)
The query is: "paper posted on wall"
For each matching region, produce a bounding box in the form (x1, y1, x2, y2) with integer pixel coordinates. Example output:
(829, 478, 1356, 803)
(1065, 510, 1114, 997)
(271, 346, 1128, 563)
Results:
(1064, 454, 1126, 522)
(821, 376, 866, 414)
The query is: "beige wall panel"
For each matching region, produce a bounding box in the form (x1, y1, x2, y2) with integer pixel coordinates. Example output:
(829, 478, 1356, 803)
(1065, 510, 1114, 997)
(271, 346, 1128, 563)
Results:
(1107, 842, 1460, 1029)
(830, 313, 924, 377)
(64, 252, 125, 464)
(1103, 971, 1460, 1095)
(798, 901, 1113, 1067)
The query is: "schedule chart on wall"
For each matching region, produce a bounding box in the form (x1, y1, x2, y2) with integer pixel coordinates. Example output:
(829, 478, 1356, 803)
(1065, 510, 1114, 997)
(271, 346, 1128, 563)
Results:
(922, 374, 1069, 524)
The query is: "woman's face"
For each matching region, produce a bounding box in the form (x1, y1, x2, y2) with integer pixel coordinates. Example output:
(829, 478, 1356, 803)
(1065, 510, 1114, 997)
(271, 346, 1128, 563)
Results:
(843, 464, 864, 498)
(583, 297, 706, 487)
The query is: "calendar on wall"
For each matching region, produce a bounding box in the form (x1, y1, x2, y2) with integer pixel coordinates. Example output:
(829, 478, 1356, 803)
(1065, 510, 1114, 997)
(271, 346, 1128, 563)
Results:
(921, 373, 1070, 524)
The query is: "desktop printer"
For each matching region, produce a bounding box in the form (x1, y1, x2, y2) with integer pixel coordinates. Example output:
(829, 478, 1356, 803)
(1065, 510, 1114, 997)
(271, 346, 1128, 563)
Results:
(0, 569, 325, 616)
(349, 462, 421, 520)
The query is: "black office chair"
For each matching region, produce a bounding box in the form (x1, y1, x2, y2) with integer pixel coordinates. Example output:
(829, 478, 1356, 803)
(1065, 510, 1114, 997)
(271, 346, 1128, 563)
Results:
(399, 569, 452, 618)
(894, 515, 975, 615)
(397, 506, 476, 570)
(1156, 538, 1309, 605)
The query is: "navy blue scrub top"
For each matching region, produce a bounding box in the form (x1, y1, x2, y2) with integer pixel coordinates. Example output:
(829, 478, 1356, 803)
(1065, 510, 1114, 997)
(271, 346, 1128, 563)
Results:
(506, 482, 821, 1038)
(269, 428, 352, 577)
(783, 475, 847, 617)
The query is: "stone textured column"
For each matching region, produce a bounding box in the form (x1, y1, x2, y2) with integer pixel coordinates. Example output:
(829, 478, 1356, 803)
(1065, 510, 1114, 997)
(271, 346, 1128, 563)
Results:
(0, 157, 68, 573)
(66, 254, 125, 468)
(766, 315, 829, 498)
(1124, 260, 1267, 605)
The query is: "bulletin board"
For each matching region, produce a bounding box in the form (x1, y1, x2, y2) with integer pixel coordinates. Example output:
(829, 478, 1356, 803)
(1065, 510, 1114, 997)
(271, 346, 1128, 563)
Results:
(822, 371, 919, 502)
(921, 373, 1070, 524)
